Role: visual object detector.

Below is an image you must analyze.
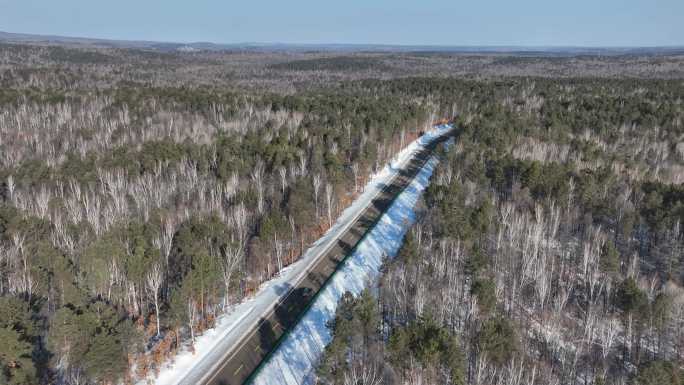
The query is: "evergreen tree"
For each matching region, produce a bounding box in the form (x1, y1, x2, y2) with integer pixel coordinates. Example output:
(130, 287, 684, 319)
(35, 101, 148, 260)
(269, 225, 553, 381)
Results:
(0, 327, 35, 385)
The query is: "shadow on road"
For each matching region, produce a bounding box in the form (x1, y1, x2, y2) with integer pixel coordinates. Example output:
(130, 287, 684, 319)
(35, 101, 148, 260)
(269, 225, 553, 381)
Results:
(274, 287, 314, 330)
(258, 318, 277, 352)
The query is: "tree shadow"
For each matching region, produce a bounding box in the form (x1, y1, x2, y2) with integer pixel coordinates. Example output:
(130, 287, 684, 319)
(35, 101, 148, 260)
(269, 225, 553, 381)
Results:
(273, 287, 314, 330)
(306, 269, 329, 289)
(337, 238, 355, 255)
(258, 317, 277, 352)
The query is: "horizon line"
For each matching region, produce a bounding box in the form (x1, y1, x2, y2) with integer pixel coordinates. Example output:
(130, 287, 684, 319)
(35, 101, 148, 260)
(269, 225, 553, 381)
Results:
(1, 30, 683, 51)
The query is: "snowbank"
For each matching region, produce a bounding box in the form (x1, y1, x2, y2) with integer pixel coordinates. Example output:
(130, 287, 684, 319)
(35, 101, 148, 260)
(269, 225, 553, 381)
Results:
(250, 147, 443, 385)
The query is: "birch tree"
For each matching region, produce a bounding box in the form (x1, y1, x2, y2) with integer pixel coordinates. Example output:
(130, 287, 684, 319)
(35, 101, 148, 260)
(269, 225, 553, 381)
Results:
(221, 245, 242, 310)
(146, 263, 163, 337)
(352, 163, 360, 193)
(187, 297, 197, 348)
(313, 174, 321, 219)
(251, 160, 265, 214)
(6, 175, 15, 202)
(278, 166, 287, 194)
(325, 183, 334, 227)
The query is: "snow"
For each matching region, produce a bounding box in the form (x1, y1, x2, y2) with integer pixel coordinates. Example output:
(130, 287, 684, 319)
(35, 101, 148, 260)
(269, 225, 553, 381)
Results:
(250, 140, 445, 385)
(143, 124, 452, 385)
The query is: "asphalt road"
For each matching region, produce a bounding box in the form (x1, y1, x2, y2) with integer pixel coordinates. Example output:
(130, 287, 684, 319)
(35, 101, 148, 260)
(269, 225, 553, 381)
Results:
(196, 130, 453, 385)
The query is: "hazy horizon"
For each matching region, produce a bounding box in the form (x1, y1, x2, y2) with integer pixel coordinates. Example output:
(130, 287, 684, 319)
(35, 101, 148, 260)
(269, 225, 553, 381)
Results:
(2, 30, 683, 50)
(1, 0, 682, 47)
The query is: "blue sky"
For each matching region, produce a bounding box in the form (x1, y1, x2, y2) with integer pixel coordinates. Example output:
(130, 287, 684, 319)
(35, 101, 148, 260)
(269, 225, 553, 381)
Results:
(1, 0, 682, 46)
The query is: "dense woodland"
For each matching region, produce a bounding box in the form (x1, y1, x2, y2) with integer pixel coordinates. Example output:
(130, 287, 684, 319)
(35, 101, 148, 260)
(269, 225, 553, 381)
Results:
(0, 42, 683, 385)
(317, 78, 684, 385)
(0, 43, 450, 385)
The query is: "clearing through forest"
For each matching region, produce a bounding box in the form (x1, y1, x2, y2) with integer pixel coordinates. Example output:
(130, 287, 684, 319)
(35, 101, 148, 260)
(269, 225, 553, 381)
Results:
(148, 124, 454, 385)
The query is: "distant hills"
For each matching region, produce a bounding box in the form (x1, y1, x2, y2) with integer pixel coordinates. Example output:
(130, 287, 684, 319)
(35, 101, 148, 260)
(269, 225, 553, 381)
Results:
(1, 30, 683, 56)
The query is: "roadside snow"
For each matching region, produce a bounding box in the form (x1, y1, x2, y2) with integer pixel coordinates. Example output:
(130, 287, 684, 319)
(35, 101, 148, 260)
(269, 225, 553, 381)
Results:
(250, 148, 443, 385)
(143, 124, 451, 385)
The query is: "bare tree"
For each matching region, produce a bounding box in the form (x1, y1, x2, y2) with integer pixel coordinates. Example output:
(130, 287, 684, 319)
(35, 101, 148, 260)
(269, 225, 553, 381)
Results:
(0, 246, 6, 293)
(107, 258, 121, 302)
(9, 233, 34, 301)
(231, 202, 249, 249)
(298, 151, 307, 176)
(274, 233, 283, 273)
(221, 245, 242, 310)
(6, 175, 15, 202)
(325, 183, 334, 227)
(278, 166, 287, 194)
(34, 186, 51, 219)
(344, 363, 381, 385)
(155, 216, 176, 268)
(313, 174, 321, 218)
(351, 163, 360, 193)
(251, 159, 265, 214)
(599, 317, 620, 363)
(146, 263, 163, 337)
(83, 193, 102, 235)
(187, 297, 197, 349)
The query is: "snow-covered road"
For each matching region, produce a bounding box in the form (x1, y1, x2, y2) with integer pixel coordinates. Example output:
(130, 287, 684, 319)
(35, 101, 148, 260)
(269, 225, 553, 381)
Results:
(146, 125, 453, 385)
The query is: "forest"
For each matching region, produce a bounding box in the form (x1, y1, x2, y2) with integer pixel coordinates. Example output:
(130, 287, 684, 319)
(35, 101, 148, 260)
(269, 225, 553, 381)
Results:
(0, 42, 683, 385)
(317, 78, 684, 385)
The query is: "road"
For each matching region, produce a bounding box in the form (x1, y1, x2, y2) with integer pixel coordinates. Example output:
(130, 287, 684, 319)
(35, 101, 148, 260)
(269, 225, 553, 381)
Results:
(172, 127, 454, 385)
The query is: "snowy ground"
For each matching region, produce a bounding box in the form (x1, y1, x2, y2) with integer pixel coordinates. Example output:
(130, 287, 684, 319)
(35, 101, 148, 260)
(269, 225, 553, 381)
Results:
(144, 124, 452, 385)
(249, 142, 445, 385)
